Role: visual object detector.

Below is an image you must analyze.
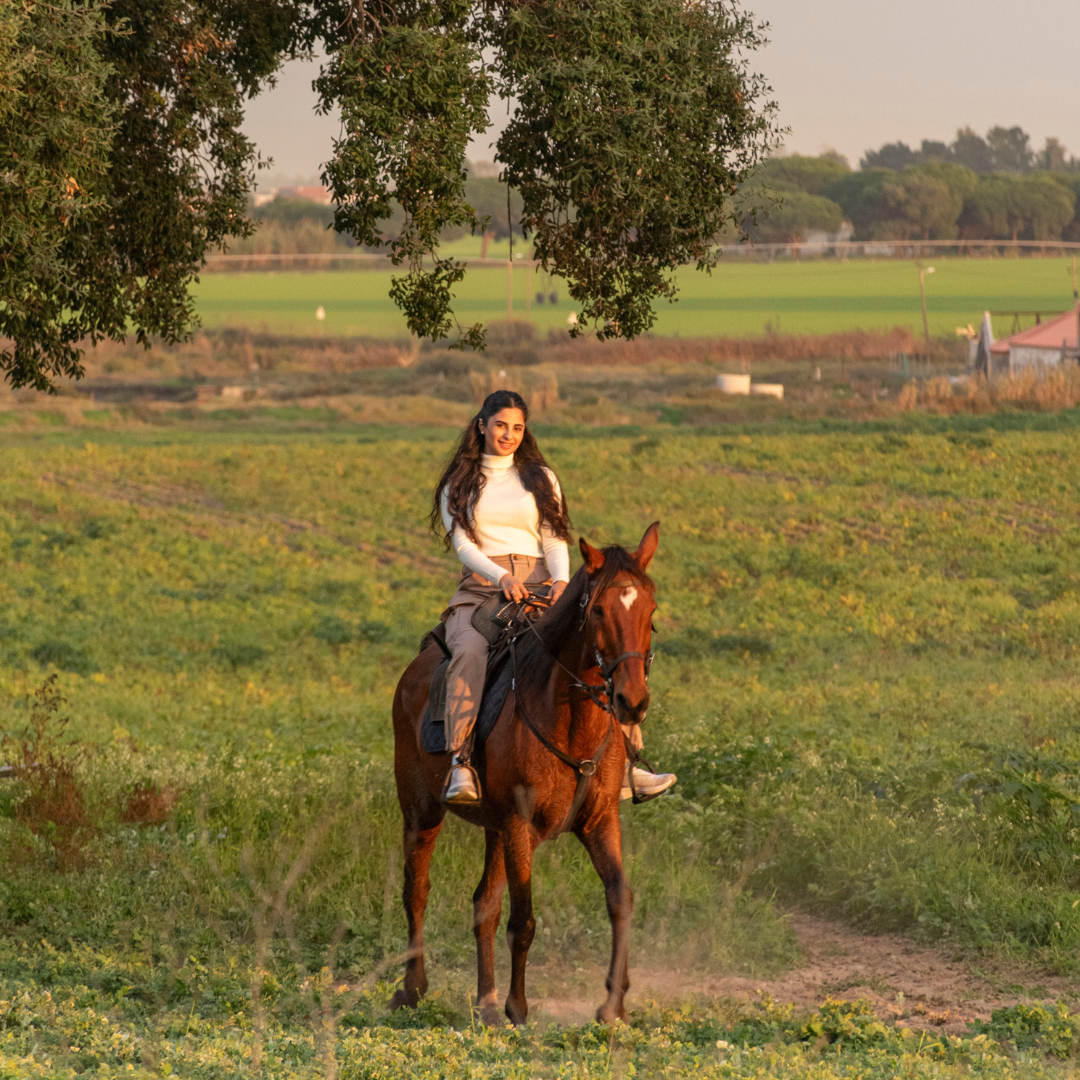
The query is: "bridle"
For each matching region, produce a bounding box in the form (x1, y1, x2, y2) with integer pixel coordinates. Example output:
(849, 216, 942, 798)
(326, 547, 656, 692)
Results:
(504, 575, 654, 833)
(577, 579, 654, 710)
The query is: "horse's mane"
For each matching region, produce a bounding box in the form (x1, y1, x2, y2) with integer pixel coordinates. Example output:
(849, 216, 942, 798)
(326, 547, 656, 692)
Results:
(515, 545, 655, 695)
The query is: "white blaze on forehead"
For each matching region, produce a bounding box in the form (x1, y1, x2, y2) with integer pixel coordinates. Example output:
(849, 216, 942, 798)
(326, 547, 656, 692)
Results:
(620, 586, 639, 611)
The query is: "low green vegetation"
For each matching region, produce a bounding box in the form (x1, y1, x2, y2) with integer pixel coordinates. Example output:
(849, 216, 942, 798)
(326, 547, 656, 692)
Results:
(2, 424, 1080, 1074)
(0, 985, 1070, 1079)
(192, 256, 1080, 339)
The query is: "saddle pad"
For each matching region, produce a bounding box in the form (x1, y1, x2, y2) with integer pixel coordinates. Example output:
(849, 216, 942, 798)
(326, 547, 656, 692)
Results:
(426, 657, 449, 730)
(420, 660, 513, 754)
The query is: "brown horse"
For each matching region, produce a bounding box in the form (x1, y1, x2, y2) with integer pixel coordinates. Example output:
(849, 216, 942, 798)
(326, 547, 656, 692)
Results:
(390, 522, 660, 1025)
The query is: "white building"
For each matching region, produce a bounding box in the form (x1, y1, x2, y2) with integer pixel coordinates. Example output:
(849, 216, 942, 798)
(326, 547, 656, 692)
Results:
(990, 309, 1080, 372)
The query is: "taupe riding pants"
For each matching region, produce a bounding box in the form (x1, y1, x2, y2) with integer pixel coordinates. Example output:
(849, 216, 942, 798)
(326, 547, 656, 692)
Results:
(442, 554, 551, 754)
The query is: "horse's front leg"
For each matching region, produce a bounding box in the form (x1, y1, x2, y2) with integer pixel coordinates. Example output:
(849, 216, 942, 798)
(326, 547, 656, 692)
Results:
(502, 819, 538, 1025)
(578, 814, 633, 1023)
(473, 829, 507, 1025)
(389, 812, 444, 1010)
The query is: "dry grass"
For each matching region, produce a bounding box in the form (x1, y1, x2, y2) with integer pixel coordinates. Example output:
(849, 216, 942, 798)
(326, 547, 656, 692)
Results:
(900, 365, 1080, 414)
(541, 326, 923, 366)
(18, 326, 926, 390)
(120, 782, 180, 826)
(73, 330, 418, 383)
(468, 366, 559, 409)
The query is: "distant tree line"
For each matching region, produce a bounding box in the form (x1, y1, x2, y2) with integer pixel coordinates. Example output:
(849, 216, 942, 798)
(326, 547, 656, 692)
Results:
(234, 170, 526, 257)
(750, 128, 1080, 244)
(862, 126, 1078, 175)
(251, 129, 1080, 252)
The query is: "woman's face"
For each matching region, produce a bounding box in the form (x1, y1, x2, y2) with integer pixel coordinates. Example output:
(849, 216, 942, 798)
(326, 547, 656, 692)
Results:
(480, 407, 526, 457)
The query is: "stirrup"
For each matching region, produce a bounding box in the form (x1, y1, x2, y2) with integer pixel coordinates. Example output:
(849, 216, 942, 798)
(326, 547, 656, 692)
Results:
(621, 760, 676, 804)
(442, 754, 482, 805)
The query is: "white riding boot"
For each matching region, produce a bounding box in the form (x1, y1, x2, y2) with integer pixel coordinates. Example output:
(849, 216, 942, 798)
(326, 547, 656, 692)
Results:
(443, 753, 481, 804)
(621, 762, 677, 803)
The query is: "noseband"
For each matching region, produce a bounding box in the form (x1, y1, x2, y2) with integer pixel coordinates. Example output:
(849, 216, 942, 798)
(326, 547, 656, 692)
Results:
(596, 647, 653, 688)
(580, 581, 654, 702)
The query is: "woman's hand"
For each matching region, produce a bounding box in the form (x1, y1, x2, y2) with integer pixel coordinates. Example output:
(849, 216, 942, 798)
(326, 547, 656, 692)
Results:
(500, 573, 528, 601)
(550, 580, 567, 604)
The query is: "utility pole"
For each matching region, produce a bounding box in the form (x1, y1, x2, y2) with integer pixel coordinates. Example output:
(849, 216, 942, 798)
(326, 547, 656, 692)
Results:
(917, 262, 935, 359)
(1074, 256, 1080, 365)
(507, 184, 514, 319)
(1073, 258, 1079, 365)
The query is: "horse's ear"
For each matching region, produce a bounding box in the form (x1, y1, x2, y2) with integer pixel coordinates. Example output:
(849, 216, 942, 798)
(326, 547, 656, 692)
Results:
(632, 521, 660, 570)
(579, 537, 605, 573)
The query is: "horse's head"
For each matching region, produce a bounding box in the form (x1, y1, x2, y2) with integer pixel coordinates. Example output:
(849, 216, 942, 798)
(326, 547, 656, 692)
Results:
(578, 522, 659, 726)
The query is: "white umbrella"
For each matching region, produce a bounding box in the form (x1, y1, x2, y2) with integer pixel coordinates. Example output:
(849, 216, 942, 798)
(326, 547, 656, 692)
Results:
(974, 310, 994, 375)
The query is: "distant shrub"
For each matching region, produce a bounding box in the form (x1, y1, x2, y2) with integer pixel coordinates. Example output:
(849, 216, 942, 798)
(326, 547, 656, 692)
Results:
(30, 641, 96, 675)
(309, 579, 351, 605)
(80, 517, 114, 539)
(358, 621, 392, 644)
(313, 616, 353, 647)
(657, 629, 772, 660)
(211, 643, 268, 669)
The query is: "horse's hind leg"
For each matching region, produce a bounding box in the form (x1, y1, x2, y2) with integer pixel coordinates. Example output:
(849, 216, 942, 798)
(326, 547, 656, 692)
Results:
(389, 809, 444, 1010)
(502, 820, 538, 1025)
(473, 829, 507, 1026)
(578, 815, 633, 1024)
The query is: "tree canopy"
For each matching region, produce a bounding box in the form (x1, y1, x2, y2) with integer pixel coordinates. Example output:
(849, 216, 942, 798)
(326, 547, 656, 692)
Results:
(0, 0, 777, 388)
(747, 190, 842, 243)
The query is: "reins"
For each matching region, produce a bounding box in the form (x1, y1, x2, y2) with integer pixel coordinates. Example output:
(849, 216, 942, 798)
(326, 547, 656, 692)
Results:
(503, 578, 654, 833)
(509, 634, 613, 835)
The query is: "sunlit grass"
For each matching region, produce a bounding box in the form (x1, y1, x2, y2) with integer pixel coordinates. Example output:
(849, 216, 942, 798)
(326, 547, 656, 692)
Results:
(191, 256, 1080, 338)
(2, 426, 1080, 1074)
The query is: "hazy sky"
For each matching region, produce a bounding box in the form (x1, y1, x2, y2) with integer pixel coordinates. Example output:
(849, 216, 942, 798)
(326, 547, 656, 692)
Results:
(242, 0, 1080, 184)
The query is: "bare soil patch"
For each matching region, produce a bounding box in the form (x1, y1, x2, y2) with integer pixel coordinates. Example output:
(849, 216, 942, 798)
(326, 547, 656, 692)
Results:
(529, 915, 1079, 1034)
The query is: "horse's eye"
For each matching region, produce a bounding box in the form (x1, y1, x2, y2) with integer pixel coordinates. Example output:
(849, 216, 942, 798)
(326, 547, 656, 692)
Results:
(592, 606, 605, 616)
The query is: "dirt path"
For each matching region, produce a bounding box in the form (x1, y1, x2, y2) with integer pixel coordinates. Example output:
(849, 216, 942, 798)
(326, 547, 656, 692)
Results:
(530, 915, 1079, 1034)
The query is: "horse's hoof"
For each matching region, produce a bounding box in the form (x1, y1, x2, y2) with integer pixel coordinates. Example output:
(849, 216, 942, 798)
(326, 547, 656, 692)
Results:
(504, 999, 528, 1026)
(389, 988, 418, 1011)
(477, 1004, 503, 1027)
(596, 1003, 627, 1025)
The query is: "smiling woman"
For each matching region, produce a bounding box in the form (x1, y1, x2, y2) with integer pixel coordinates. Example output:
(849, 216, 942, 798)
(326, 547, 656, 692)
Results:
(429, 390, 571, 802)
(427, 390, 676, 807)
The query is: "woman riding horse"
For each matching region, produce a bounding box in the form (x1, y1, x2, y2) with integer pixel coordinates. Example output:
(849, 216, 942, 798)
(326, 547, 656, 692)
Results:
(431, 389, 676, 804)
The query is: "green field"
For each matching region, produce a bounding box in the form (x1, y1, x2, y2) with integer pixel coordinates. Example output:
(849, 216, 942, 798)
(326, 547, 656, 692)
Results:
(3, 423, 1080, 1076)
(193, 256, 1080, 340)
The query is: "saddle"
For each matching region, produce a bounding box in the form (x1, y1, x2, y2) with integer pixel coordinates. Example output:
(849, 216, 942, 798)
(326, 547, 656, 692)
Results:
(418, 589, 550, 755)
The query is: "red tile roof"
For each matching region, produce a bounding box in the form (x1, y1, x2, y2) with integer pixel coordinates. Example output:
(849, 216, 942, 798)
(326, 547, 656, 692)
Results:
(991, 309, 1080, 354)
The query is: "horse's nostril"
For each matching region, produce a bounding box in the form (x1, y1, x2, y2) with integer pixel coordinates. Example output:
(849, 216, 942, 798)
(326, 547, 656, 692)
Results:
(616, 692, 649, 718)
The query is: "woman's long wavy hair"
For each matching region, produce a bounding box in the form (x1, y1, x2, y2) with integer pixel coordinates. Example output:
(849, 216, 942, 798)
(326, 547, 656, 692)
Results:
(431, 390, 572, 547)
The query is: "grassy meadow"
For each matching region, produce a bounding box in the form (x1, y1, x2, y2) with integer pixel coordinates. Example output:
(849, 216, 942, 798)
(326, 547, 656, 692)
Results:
(193, 255, 1080, 339)
(3, 423, 1080, 1075)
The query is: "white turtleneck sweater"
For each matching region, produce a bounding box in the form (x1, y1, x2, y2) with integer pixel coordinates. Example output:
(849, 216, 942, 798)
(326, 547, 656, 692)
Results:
(441, 454, 570, 586)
